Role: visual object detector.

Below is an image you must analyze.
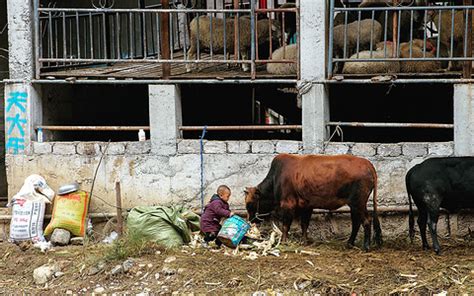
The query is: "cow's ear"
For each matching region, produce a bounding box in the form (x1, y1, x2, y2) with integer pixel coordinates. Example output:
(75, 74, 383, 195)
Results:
(255, 188, 260, 194)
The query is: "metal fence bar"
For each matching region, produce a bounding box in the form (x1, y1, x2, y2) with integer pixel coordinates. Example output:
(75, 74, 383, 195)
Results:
(327, 122, 453, 129)
(36, 126, 150, 131)
(180, 125, 302, 131)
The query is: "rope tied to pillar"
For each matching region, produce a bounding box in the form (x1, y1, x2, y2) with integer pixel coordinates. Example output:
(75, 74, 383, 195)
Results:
(296, 80, 313, 109)
(200, 126, 207, 214)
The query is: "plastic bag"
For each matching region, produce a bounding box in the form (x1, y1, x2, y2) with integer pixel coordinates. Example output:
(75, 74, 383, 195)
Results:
(44, 190, 90, 237)
(9, 198, 46, 242)
(11, 175, 55, 204)
(126, 206, 200, 248)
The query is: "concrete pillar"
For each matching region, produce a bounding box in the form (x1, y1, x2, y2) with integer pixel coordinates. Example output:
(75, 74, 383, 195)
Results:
(300, 0, 329, 152)
(300, 0, 327, 81)
(302, 84, 329, 153)
(149, 84, 182, 155)
(453, 84, 474, 156)
(4, 83, 42, 155)
(7, 0, 35, 80)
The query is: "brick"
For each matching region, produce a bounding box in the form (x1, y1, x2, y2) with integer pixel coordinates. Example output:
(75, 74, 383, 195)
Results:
(377, 144, 402, 157)
(251, 141, 275, 154)
(102, 143, 126, 155)
(52, 142, 76, 155)
(126, 141, 151, 154)
(402, 143, 428, 157)
(178, 140, 201, 154)
(227, 141, 250, 154)
(323, 143, 350, 155)
(33, 142, 52, 155)
(204, 141, 226, 154)
(428, 142, 454, 156)
(275, 141, 301, 154)
(77, 143, 101, 156)
(351, 143, 376, 157)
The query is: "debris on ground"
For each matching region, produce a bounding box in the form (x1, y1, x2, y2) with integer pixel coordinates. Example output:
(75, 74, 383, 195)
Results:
(33, 261, 61, 285)
(102, 231, 119, 244)
(110, 258, 135, 276)
(33, 241, 52, 253)
(70, 237, 84, 246)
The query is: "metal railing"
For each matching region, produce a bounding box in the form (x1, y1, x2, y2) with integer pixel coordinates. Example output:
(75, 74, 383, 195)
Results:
(35, 1, 299, 80)
(328, 3, 474, 78)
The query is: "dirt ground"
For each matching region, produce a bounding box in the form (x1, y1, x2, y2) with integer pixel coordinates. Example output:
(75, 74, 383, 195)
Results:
(0, 234, 472, 295)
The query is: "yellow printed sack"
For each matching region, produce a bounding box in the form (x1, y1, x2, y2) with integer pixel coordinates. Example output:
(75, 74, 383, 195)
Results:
(44, 190, 90, 237)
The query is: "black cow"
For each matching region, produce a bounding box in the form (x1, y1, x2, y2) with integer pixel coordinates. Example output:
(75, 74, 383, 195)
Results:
(406, 157, 474, 254)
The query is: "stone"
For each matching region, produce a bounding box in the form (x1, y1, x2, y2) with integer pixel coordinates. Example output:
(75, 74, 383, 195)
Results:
(126, 141, 151, 154)
(77, 143, 101, 156)
(251, 141, 275, 154)
(54, 271, 65, 278)
(177, 140, 201, 154)
(402, 143, 428, 157)
(227, 141, 250, 154)
(111, 265, 124, 276)
(53, 143, 77, 155)
(352, 143, 377, 157)
(33, 263, 60, 285)
(66, 291, 73, 295)
(103, 143, 126, 155)
(94, 287, 105, 293)
(377, 144, 402, 157)
(50, 228, 71, 246)
(162, 266, 176, 276)
(204, 141, 226, 154)
(429, 142, 454, 156)
(33, 142, 52, 154)
(323, 143, 350, 155)
(122, 259, 134, 273)
(88, 261, 106, 276)
(275, 141, 301, 154)
(70, 237, 84, 245)
(164, 256, 176, 264)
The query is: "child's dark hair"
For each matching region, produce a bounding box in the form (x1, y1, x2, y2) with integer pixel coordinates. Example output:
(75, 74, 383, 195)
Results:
(217, 185, 231, 196)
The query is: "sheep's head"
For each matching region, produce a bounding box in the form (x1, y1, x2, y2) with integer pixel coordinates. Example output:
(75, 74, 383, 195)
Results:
(256, 18, 282, 43)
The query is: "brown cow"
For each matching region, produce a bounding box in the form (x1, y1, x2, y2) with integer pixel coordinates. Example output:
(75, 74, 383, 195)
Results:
(244, 154, 382, 251)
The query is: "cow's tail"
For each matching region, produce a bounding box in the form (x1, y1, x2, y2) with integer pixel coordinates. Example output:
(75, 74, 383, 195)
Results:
(371, 165, 383, 247)
(406, 170, 415, 243)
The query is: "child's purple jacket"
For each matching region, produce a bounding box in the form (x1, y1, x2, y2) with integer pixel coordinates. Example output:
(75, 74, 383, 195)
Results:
(200, 194, 231, 233)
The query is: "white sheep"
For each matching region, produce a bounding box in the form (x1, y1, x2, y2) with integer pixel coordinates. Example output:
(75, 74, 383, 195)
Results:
(186, 15, 280, 72)
(266, 44, 297, 75)
(342, 50, 400, 74)
(333, 19, 383, 73)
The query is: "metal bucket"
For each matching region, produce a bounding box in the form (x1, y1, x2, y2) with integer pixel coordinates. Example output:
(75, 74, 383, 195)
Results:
(217, 215, 251, 248)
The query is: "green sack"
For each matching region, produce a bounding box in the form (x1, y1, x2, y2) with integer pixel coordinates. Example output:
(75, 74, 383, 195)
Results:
(126, 205, 200, 248)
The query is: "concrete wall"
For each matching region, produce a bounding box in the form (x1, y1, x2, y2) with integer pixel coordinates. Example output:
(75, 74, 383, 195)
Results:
(7, 140, 454, 211)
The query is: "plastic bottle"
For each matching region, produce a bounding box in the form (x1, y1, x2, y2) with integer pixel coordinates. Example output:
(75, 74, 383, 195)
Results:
(37, 127, 44, 143)
(138, 129, 146, 142)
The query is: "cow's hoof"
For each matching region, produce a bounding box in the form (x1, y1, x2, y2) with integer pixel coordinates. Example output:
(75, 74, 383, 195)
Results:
(422, 244, 430, 251)
(346, 242, 355, 249)
(434, 248, 441, 255)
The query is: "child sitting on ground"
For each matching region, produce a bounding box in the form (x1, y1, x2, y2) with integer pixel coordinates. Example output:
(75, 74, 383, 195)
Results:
(200, 185, 234, 247)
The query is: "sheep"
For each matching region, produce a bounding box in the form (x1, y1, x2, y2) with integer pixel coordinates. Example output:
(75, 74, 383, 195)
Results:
(359, 0, 428, 43)
(398, 39, 441, 73)
(266, 44, 297, 75)
(333, 19, 383, 73)
(186, 15, 281, 72)
(342, 49, 400, 74)
(429, 9, 472, 70)
(376, 39, 441, 73)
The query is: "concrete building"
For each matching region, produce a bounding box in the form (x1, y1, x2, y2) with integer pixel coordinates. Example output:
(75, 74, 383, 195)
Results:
(2, 0, 473, 236)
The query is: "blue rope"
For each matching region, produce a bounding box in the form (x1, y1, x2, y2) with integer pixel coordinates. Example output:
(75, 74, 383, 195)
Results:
(200, 126, 207, 214)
